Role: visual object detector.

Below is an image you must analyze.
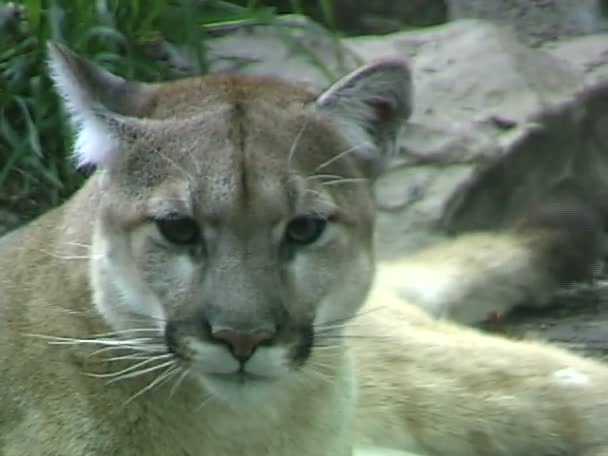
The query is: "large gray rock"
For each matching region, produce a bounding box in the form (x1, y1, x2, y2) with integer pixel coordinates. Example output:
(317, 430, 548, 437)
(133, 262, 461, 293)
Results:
(346, 20, 608, 258)
(447, 0, 607, 46)
(181, 16, 362, 89)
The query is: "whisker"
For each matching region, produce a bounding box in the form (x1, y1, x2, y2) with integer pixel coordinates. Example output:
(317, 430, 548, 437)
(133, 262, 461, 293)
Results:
(311, 342, 344, 349)
(87, 344, 165, 360)
(304, 173, 346, 182)
(156, 365, 181, 389)
(88, 346, 129, 359)
(315, 305, 386, 329)
(63, 241, 93, 249)
(104, 359, 176, 383)
(169, 367, 191, 398)
(26, 334, 129, 345)
(125, 312, 167, 324)
(313, 142, 371, 172)
(102, 353, 167, 362)
(196, 393, 215, 411)
(121, 363, 179, 407)
(314, 321, 372, 332)
(86, 354, 174, 380)
(301, 365, 334, 385)
(316, 334, 394, 341)
(287, 121, 310, 171)
(38, 249, 100, 261)
(26, 334, 168, 357)
(157, 150, 195, 184)
(302, 185, 346, 212)
(88, 328, 162, 338)
(320, 177, 368, 187)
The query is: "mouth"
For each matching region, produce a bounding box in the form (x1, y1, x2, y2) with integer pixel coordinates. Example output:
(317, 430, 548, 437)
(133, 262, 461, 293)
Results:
(206, 371, 272, 384)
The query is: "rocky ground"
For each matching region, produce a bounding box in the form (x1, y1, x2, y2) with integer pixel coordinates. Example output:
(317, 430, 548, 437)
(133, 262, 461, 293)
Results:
(481, 280, 608, 361)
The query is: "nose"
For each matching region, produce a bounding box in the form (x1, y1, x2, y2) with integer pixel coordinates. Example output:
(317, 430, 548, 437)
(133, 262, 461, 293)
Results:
(211, 327, 276, 362)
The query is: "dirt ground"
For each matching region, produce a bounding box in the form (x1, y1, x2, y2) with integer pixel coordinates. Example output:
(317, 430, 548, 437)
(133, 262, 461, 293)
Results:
(480, 280, 608, 361)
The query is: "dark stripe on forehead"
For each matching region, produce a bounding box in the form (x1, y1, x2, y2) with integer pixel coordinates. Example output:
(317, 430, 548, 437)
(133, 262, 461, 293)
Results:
(227, 100, 250, 209)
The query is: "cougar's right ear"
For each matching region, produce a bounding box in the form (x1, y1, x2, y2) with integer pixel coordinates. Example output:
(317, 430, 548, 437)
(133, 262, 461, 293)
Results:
(316, 60, 413, 177)
(47, 42, 156, 168)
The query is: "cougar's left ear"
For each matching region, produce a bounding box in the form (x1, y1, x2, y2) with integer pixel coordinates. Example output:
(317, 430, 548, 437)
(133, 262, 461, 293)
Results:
(47, 42, 157, 169)
(316, 60, 413, 176)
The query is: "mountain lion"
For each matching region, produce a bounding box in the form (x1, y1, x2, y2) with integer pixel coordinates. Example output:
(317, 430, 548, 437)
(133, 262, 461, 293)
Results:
(1, 42, 607, 456)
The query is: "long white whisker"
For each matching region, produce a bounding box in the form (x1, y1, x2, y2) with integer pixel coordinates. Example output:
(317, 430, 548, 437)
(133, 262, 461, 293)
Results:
(301, 365, 333, 385)
(104, 359, 176, 383)
(121, 363, 179, 407)
(314, 305, 386, 329)
(63, 241, 93, 249)
(88, 328, 161, 338)
(86, 354, 174, 379)
(87, 344, 166, 359)
(287, 121, 309, 171)
(320, 177, 368, 187)
(38, 249, 100, 261)
(315, 321, 371, 332)
(304, 173, 345, 182)
(33, 335, 161, 349)
(26, 334, 168, 362)
(102, 353, 167, 362)
(313, 142, 371, 172)
(311, 344, 343, 350)
(157, 150, 195, 184)
(196, 393, 215, 411)
(169, 367, 191, 398)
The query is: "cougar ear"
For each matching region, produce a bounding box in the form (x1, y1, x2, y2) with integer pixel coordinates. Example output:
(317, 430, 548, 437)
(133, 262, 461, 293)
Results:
(316, 60, 413, 176)
(47, 42, 155, 168)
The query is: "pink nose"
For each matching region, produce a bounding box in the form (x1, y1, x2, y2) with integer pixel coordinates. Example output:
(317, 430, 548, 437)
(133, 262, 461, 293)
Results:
(211, 329, 275, 361)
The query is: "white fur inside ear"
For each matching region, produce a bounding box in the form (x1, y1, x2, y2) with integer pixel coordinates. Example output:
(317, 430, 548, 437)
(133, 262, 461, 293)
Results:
(71, 115, 120, 168)
(48, 47, 121, 168)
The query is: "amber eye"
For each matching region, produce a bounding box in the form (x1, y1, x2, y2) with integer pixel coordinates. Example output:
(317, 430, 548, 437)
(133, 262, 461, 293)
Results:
(285, 216, 327, 246)
(155, 217, 200, 245)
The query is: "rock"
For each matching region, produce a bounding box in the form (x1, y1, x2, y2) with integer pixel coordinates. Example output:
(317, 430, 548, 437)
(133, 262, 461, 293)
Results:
(447, 0, 608, 47)
(543, 33, 608, 85)
(344, 20, 608, 258)
(173, 16, 362, 90)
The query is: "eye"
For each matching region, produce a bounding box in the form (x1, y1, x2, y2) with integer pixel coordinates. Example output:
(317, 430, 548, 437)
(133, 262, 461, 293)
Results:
(284, 216, 327, 246)
(155, 217, 200, 245)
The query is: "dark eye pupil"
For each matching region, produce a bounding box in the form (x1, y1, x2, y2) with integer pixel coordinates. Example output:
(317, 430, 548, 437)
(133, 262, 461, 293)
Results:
(156, 217, 199, 245)
(285, 217, 327, 245)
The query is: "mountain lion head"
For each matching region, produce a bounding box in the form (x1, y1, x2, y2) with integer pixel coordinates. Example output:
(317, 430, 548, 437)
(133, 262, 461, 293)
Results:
(48, 43, 412, 398)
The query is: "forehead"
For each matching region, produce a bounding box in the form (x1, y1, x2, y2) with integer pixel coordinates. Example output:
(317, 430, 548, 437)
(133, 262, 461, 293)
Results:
(119, 75, 357, 220)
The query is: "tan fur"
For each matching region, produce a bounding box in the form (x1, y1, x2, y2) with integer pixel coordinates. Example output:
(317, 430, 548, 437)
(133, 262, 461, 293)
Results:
(1, 43, 607, 456)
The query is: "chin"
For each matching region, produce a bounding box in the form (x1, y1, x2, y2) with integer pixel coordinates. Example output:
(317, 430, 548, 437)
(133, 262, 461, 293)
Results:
(196, 370, 285, 406)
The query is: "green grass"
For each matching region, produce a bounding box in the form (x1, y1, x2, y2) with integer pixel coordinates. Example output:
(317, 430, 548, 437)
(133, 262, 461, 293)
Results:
(0, 0, 335, 221)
